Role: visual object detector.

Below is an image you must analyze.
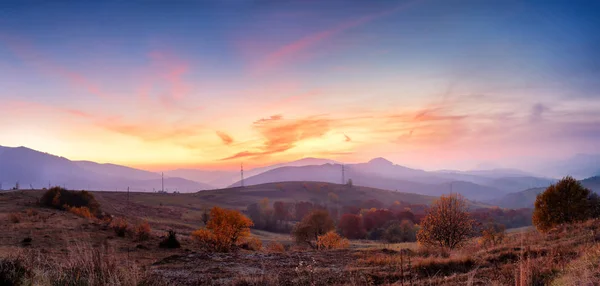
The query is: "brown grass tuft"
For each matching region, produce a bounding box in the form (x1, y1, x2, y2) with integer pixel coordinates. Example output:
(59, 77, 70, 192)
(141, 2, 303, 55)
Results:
(265, 242, 286, 253)
(415, 255, 476, 276)
(8, 212, 21, 224)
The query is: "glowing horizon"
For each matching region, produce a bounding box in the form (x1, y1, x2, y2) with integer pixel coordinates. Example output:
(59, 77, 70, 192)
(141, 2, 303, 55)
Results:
(1, 1, 599, 172)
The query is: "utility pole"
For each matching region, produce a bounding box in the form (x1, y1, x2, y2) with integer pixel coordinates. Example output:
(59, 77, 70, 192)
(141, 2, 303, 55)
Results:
(241, 163, 245, 188)
(127, 186, 130, 213)
(161, 172, 165, 193)
(342, 164, 345, 185)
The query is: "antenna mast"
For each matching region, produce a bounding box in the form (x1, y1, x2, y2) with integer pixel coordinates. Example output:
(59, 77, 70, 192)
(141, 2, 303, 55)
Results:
(161, 172, 164, 193)
(241, 163, 245, 187)
(342, 164, 345, 185)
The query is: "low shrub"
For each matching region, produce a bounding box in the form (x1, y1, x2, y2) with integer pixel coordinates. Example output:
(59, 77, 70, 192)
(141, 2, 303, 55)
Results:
(110, 217, 129, 237)
(40, 187, 100, 216)
(67, 206, 93, 219)
(316, 231, 349, 250)
(159, 230, 181, 249)
(9, 213, 21, 224)
(135, 222, 151, 241)
(0, 257, 29, 285)
(479, 223, 506, 248)
(265, 242, 286, 253)
(239, 237, 262, 251)
(25, 209, 38, 217)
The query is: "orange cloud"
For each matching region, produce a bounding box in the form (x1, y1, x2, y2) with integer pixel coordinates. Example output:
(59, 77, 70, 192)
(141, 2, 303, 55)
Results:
(253, 114, 283, 124)
(216, 131, 234, 145)
(221, 116, 331, 160)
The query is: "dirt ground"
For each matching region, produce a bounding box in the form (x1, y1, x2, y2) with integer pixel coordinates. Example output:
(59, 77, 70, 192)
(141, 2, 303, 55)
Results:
(2, 190, 599, 286)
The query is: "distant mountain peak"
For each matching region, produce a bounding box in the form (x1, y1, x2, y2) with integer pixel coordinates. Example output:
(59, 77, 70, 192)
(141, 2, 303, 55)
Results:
(368, 157, 394, 166)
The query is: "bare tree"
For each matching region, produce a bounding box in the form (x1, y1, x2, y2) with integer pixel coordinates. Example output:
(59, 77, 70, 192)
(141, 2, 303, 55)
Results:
(417, 194, 474, 249)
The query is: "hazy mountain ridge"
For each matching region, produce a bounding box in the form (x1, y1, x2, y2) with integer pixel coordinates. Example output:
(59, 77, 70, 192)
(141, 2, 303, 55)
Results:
(164, 157, 338, 188)
(0, 146, 212, 192)
(228, 162, 541, 201)
(535, 154, 600, 179)
(0, 145, 592, 202)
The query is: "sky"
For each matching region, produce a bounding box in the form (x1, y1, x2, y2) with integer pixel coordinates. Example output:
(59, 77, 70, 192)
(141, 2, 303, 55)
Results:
(1, 0, 599, 171)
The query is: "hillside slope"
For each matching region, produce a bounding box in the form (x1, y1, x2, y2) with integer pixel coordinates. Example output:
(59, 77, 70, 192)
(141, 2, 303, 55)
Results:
(491, 176, 600, 208)
(229, 164, 511, 201)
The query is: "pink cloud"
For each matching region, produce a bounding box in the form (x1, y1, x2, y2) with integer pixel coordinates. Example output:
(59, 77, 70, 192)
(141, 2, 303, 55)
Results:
(252, 2, 417, 74)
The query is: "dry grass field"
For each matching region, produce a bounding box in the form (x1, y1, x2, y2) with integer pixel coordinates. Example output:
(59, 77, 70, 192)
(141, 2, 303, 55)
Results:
(1, 189, 599, 285)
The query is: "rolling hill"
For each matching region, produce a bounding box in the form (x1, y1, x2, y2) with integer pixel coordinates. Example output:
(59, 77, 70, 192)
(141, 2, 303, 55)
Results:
(228, 163, 519, 201)
(190, 181, 439, 209)
(491, 176, 600, 208)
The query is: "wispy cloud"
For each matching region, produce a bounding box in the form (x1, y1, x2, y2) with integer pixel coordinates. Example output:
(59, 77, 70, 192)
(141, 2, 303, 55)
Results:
(253, 114, 283, 124)
(251, 2, 417, 74)
(0, 34, 112, 100)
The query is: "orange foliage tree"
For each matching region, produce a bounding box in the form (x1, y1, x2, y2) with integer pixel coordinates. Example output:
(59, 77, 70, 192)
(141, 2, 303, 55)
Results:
(533, 176, 593, 232)
(292, 210, 335, 249)
(417, 194, 474, 249)
(338, 214, 366, 239)
(191, 206, 254, 252)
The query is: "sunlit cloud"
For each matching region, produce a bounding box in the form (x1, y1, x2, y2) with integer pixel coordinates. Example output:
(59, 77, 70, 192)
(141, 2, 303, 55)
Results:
(221, 116, 331, 160)
(216, 131, 234, 145)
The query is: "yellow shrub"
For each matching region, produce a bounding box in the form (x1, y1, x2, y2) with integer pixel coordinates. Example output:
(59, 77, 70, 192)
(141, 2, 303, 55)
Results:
(67, 206, 93, 219)
(110, 217, 129, 237)
(135, 221, 151, 241)
(191, 207, 254, 252)
(316, 231, 349, 250)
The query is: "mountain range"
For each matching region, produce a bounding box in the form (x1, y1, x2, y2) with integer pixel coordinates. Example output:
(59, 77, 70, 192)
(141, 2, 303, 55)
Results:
(0, 146, 211, 192)
(1, 145, 598, 204)
(227, 158, 556, 201)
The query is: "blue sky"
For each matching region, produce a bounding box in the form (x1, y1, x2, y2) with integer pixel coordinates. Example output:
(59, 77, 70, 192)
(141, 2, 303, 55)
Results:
(0, 0, 599, 170)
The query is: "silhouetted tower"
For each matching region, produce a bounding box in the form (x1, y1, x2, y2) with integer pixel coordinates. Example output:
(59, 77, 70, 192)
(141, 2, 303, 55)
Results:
(241, 163, 245, 187)
(342, 164, 345, 185)
(161, 172, 165, 193)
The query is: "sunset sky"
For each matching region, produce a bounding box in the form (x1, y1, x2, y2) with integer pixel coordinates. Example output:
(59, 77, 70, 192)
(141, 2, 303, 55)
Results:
(1, 1, 599, 171)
